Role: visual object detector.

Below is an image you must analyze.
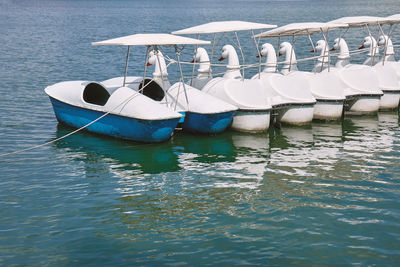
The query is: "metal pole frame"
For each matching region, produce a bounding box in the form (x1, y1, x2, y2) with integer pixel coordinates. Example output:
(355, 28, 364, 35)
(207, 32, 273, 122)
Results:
(123, 45, 131, 87)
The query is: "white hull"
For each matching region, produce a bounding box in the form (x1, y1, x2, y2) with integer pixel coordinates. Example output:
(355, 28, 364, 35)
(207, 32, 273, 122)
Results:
(379, 91, 400, 110)
(345, 96, 380, 115)
(277, 105, 314, 125)
(313, 100, 344, 120)
(231, 110, 270, 132)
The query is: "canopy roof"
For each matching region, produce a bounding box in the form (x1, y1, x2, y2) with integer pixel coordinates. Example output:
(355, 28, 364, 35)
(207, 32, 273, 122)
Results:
(329, 16, 396, 27)
(254, 22, 348, 38)
(386, 14, 400, 24)
(92, 33, 210, 46)
(171, 21, 277, 35)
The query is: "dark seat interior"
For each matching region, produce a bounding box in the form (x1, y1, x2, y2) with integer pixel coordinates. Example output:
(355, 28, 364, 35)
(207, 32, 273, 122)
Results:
(83, 83, 110, 106)
(139, 79, 165, 101)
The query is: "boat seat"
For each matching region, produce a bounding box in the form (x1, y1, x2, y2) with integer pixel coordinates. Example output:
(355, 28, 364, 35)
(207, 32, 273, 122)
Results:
(83, 82, 111, 106)
(138, 79, 165, 101)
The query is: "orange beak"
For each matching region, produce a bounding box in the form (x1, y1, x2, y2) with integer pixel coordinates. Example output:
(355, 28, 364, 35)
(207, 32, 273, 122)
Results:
(359, 44, 365, 49)
(256, 54, 262, 58)
(310, 49, 316, 53)
(190, 59, 195, 63)
(330, 47, 335, 51)
(146, 62, 152, 66)
(218, 56, 225, 61)
(278, 52, 282, 57)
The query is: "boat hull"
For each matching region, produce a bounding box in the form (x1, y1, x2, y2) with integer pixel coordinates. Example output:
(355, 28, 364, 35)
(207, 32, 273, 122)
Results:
(49, 97, 179, 143)
(313, 100, 344, 121)
(379, 91, 400, 110)
(231, 110, 270, 133)
(345, 95, 381, 115)
(276, 104, 315, 126)
(182, 111, 235, 134)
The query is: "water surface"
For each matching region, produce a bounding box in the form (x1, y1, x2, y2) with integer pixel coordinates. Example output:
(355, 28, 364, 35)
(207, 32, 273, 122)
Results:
(1, 0, 400, 265)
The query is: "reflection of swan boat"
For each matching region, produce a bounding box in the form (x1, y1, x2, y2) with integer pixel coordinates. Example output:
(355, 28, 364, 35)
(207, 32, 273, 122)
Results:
(172, 131, 236, 163)
(53, 124, 180, 174)
(343, 115, 395, 155)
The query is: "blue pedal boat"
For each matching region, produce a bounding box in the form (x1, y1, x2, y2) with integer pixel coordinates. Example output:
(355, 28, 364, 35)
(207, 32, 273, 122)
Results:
(45, 81, 182, 143)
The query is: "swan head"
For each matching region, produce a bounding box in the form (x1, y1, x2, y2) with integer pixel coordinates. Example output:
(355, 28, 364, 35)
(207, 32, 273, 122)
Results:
(359, 36, 376, 49)
(378, 35, 386, 46)
(192, 47, 208, 63)
(331, 38, 341, 51)
(278, 42, 292, 57)
(258, 43, 275, 57)
(311, 40, 328, 53)
(146, 50, 159, 66)
(219, 45, 234, 61)
(146, 50, 168, 77)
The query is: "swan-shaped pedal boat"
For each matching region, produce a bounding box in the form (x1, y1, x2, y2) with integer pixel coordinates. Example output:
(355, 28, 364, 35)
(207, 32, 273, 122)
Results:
(332, 37, 397, 111)
(45, 81, 182, 143)
(272, 41, 344, 121)
(101, 50, 237, 134)
(191, 45, 272, 132)
(250, 43, 318, 123)
(378, 34, 400, 88)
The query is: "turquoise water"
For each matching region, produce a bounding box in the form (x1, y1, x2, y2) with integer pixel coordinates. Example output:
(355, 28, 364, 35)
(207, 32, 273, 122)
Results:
(1, 0, 400, 265)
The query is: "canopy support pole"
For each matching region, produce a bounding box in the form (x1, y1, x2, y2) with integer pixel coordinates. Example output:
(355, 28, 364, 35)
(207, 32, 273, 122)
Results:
(289, 35, 295, 73)
(234, 31, 246, 80)
(140, 45, 150, 92)
(276, 37, 281, 73)
(123, 45, 131, 87)
(365, 25, 376, 66)
(321, 30, 330, 73)
(154, 45, 169, 106)
(175, 45, 190, 106)
(307, 31, 317, 74)
(252, 29, 262, 79)
(209, 33, 217, 78)
(190, 33, 201, 86)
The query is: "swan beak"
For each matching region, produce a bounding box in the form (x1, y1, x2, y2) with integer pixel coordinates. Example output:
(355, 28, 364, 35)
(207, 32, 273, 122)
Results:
(278, 52, 282, 57)
(310, 49, 316, 53)
(256, 54, 262, 58)
(190, 59, 195, 63)
(330, 47, 335, 51)
(218, 56, 225, 61)
(359, 45, 365, 49)
(146, 62, 152, 66)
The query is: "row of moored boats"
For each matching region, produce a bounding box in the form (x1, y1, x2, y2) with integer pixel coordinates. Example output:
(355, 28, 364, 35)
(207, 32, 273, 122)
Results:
(45, 15, 400, 143)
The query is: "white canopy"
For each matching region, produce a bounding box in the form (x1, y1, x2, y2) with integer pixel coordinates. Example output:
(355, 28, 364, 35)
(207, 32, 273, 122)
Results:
(92, 33, 210, 46)
(329, 16, 395, 27)
(254, 22, 348, 38)
(171, 21, 277, 35)
(386, 14, 400, 24)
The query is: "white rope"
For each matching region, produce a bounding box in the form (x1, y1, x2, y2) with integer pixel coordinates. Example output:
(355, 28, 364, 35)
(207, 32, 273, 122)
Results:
(0, 75, 161, 158)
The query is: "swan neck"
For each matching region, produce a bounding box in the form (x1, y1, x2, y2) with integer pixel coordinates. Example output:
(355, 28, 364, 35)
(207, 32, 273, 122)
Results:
(338, 40, 350, 59)
(263, 47, 277, 73)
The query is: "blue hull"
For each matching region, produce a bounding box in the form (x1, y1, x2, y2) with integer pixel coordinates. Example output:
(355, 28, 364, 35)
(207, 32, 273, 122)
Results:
(182, 111, 235, 134)
(49, 97, 180, 143)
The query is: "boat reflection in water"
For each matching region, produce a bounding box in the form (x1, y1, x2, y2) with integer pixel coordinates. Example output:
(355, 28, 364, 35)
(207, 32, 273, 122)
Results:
(173, 130, 270, 190)
(53, 124, 180, 176)
(172, 131, 236, 164)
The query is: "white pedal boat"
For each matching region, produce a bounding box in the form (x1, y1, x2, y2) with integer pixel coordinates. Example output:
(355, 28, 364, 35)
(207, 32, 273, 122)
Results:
(173, 21, 278, 132)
